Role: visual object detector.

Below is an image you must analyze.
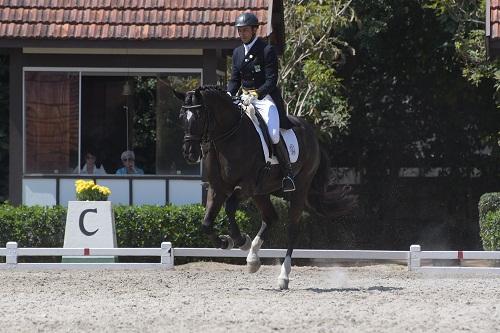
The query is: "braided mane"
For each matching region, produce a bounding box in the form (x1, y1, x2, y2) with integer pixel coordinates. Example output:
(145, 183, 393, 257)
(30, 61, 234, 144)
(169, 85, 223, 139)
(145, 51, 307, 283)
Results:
(197, 85, 233, 103)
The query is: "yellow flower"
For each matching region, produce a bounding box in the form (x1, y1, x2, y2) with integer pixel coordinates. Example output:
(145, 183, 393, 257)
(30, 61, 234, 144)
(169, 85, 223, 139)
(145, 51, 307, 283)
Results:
(74, 180, 111, 201)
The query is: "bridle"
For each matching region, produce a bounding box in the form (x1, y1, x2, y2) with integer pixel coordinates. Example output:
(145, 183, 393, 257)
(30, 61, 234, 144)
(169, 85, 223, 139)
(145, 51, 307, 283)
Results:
(181, 91, 244, 146)
(181, 103, 205, 143)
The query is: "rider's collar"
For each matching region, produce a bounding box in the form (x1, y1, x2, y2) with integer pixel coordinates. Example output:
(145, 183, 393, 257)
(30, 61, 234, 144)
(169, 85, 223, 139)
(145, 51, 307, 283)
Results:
(244, 36, 257, 55)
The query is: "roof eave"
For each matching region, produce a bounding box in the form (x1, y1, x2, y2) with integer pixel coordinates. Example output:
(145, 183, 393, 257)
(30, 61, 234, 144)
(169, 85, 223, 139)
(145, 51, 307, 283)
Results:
(0, 37, 241, 50)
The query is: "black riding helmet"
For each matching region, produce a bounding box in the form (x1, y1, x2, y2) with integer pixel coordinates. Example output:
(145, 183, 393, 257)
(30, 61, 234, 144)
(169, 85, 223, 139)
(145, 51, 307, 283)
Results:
(235, 12, 259, 27)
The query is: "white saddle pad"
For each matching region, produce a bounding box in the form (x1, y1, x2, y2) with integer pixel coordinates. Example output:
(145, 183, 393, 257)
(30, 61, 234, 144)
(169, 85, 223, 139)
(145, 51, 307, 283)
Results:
(243, 104, 299, 165)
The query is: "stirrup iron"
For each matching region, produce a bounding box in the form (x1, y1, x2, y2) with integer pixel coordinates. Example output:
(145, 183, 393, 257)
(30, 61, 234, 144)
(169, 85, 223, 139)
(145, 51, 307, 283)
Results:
(282, 176, 295, 192)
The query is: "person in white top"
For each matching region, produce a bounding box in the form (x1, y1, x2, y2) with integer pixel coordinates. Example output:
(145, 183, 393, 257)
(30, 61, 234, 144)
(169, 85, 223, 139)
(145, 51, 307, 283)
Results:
(73, 152, 107, 175)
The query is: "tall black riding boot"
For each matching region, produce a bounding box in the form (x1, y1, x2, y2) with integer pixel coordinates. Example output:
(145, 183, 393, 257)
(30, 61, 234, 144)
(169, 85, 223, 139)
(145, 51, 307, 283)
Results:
(273, 141, 296, 192)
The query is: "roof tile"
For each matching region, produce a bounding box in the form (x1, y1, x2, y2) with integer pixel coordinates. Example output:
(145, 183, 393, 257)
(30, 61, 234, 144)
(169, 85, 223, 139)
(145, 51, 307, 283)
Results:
(0, 0, 271, 40)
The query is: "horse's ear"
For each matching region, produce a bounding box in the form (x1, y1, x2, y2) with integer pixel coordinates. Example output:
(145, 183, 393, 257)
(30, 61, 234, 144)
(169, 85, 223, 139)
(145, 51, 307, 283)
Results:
(173, 90, 185, 101)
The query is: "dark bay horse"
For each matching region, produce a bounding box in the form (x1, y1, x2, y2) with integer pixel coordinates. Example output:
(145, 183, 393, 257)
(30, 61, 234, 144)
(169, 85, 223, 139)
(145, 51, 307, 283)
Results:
(176, 86, 355, 289)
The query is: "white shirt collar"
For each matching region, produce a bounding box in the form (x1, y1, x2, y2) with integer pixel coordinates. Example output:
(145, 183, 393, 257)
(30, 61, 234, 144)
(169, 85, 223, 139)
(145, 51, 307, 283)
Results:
(244, 37, 258, 56)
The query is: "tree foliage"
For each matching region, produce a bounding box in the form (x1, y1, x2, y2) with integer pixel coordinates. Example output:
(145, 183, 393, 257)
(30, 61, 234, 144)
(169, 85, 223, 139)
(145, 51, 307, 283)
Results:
(426, 1, 500, 88)
(281, 0, 356, 138)
(281, 0, 499, 178)
(345, 0, 498, 175)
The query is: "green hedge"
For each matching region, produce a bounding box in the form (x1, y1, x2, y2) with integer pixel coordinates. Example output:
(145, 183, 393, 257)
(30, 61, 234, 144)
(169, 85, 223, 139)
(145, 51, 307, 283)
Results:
(0, 198, 308, 248)
(0, 197, 345, 257)
(0, 204, 66, 248)
(114, 204, 252, 248)
(478, 193, 500, 251)
(0, 203, 253, 248)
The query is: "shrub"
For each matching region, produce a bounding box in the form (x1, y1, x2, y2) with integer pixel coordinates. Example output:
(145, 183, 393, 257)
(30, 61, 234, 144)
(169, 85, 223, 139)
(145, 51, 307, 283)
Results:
(478, 193, 500, 250)
(0, 203, 253, 249)
(113, 204, 253, 248)
(0, 204, 66, 248)
(0, 197, 346, 258)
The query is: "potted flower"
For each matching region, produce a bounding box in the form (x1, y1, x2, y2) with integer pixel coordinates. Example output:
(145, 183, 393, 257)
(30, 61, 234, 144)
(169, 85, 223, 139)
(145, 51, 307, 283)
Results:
(75, 179, 111, 201)
(63, 180, 117, 263)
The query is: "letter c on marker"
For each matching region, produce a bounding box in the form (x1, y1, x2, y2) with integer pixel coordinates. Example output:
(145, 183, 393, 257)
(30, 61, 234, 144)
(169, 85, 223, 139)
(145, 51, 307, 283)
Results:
(79, 208, 99, 236)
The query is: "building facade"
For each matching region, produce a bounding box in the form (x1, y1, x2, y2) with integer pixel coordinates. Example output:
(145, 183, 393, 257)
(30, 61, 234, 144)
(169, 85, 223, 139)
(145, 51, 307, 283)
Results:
(0, 0, 284, 206)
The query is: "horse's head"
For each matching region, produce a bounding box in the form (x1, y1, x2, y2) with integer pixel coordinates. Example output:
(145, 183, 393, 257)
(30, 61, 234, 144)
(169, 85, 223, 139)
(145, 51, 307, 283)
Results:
(175, 89, 206, 164)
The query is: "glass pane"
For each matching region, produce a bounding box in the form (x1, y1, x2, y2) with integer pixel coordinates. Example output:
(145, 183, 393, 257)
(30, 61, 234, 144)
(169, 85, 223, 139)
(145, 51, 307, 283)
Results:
(80, 76, 127, 175)
(154, 74, 201, 175)
(25, 72, 79, 174)
(80, 73, 201, 175)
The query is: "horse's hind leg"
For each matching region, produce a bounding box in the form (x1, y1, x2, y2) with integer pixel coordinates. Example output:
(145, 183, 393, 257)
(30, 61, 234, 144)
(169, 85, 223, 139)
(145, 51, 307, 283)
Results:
(225, 193, 251, 250)
(247, 195, 278, 273)
(278, 187, 308, 290)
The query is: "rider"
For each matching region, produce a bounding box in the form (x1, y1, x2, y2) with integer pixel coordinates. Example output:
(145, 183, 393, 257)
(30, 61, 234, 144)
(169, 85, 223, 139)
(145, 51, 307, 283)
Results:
(227, 12, 295, 192)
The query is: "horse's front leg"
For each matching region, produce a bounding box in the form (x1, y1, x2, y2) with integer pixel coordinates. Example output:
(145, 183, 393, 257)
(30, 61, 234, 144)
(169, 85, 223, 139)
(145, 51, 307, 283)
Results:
(202, 187, 227, 248)
(225, 193, 251, 250)
(247, 195, 279, 273)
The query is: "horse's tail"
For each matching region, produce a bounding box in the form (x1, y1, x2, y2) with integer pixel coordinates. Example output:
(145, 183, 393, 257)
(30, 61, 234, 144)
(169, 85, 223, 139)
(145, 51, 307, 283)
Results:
(306, 149, 358, 218)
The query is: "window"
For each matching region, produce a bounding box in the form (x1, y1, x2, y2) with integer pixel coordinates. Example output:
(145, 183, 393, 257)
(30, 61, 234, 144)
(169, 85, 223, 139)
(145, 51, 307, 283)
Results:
(24, 69, 201, 176)
(24, 71, 79, 174)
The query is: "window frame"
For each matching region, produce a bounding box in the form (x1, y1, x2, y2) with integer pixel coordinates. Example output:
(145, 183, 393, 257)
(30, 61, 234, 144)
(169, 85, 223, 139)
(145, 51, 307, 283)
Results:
(22, 67, 204, 176)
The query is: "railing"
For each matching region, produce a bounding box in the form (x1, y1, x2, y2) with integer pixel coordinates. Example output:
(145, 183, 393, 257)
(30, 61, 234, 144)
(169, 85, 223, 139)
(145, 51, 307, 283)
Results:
(1, 242, 499, 273)
(22, 174, 203, 206)
(408, 245, 500, 274)
(0, 242, 173, 269)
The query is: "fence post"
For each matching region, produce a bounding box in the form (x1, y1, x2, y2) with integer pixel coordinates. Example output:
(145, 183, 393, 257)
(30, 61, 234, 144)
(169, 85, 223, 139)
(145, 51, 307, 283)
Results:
(6, 242, 18, 265)
(409, 244, 421, 271)
(161, 242, 173, 268)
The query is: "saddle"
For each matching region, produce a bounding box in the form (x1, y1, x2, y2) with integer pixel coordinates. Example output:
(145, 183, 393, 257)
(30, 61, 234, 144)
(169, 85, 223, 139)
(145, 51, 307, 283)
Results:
(240, 103, 300, 165)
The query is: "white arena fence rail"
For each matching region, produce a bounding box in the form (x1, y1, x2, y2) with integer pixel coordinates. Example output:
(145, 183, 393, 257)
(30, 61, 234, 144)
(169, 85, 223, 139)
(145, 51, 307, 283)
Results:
(0, 242, 173, 270)
(409, 245, 500, 274)
(0, 242, 499, 273)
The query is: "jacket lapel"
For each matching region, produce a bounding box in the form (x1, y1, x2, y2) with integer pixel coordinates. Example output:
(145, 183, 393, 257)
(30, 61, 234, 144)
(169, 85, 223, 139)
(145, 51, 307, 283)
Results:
(240, 39, 262, 70)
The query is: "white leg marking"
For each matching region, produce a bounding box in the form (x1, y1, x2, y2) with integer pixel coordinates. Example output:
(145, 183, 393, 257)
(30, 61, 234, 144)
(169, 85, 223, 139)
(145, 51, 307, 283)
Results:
(246, 236, 263, 273)
(278, 255, 292, 290)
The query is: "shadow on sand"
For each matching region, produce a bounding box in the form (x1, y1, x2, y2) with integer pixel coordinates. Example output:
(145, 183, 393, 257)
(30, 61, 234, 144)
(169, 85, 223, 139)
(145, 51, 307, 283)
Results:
(306, 286, 403, 293)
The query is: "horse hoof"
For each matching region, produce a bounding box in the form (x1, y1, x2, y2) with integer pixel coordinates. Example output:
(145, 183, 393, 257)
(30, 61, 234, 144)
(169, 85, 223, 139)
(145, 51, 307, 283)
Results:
(247, 260, 261, 273)
(219, 235, 234, 250)
(238, 234, 252, 251)
(278, 278, 289, 290)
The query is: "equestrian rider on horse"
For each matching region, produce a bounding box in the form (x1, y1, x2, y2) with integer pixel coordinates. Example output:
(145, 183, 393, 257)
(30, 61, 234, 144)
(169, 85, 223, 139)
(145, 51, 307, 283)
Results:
(227, 12, 296, 192)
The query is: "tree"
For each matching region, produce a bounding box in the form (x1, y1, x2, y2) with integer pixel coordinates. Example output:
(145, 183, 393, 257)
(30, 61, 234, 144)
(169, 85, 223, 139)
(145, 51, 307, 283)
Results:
(426, 0, 500, 146)
(326, 0, 500, 179)
(280, 0, 356, 139)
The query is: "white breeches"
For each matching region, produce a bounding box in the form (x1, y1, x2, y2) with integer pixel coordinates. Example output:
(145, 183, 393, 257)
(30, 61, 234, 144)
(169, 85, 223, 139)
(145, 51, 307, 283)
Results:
(251, 95, 280, 144)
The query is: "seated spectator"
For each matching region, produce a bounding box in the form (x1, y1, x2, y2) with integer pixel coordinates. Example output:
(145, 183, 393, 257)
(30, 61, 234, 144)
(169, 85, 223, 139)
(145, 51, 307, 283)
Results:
(74, 152, 107, 175)
(116, 150, 144, 175)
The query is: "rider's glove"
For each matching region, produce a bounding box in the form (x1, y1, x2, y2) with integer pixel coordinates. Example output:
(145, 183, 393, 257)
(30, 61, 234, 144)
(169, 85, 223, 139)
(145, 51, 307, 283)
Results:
(242, 90, 258, 106)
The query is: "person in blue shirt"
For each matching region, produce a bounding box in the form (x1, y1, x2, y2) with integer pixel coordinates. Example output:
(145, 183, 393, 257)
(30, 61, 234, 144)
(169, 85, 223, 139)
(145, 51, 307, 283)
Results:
(115, 150, 144, 175)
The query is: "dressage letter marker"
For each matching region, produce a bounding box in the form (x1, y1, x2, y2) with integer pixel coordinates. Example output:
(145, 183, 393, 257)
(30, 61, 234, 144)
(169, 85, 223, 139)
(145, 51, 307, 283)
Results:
(63, 201, 117, 263)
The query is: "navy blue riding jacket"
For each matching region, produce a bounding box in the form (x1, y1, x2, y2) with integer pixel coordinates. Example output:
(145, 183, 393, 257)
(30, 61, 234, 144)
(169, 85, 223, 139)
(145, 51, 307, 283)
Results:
(227, 37, 293, 129)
